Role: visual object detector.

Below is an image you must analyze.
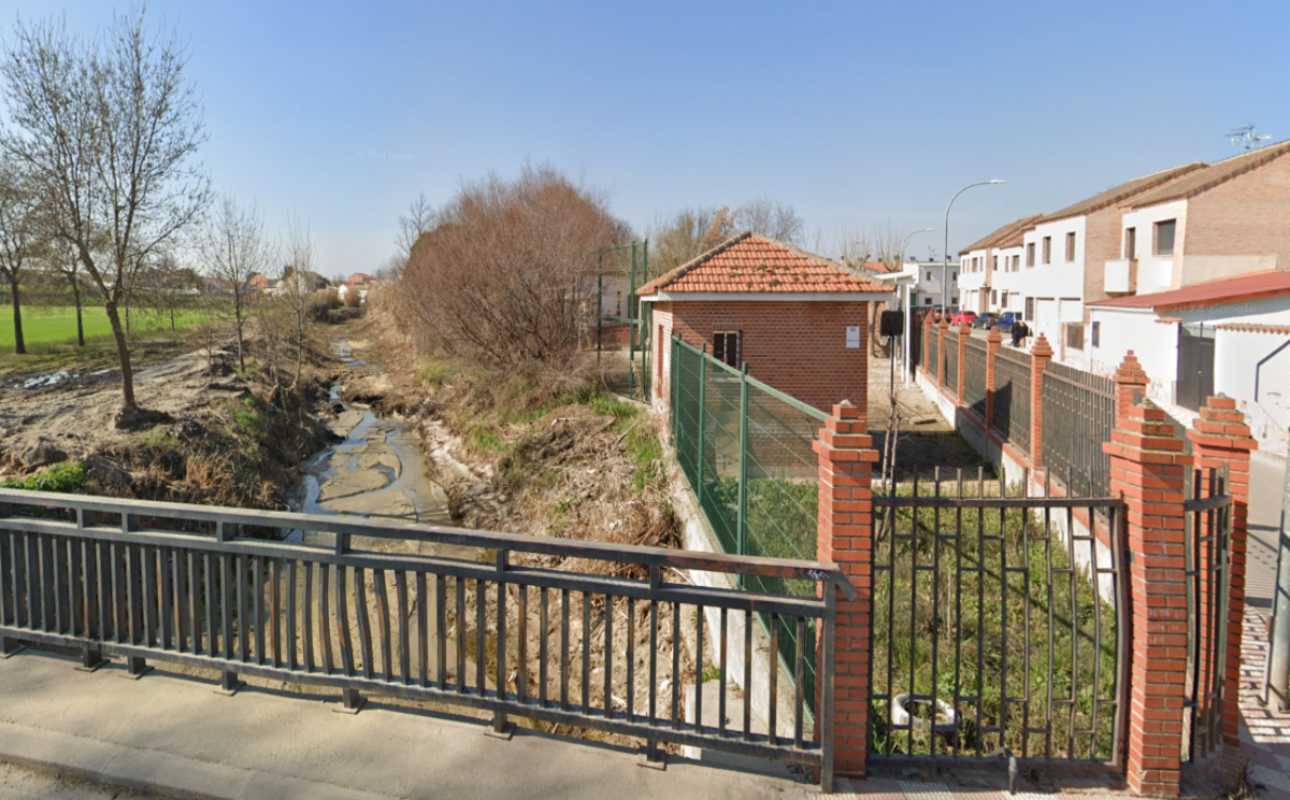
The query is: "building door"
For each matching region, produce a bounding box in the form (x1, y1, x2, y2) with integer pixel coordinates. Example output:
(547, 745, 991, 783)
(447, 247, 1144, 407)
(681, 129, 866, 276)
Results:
(1176, 323, 1215, 411)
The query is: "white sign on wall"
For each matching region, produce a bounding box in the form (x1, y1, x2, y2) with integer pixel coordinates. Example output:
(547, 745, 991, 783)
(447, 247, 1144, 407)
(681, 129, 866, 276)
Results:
(845, 325, 861, 349)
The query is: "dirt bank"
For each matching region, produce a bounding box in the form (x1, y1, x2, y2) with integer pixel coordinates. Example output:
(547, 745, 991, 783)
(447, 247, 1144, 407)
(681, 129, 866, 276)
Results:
(331, 310, 691, 743)
(0, 337, 338, 509)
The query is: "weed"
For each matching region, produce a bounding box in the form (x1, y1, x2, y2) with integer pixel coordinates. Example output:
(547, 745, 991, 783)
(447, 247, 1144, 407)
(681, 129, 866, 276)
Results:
(418, 360, 451, 388)
(1, 461, 88, 493)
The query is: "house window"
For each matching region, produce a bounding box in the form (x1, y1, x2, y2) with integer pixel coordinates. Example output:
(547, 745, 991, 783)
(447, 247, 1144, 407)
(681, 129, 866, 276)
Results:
(1154, 219, 1176, 256)
(1065, 231, 1076, 262)
(1091, 321, 1101, 348)
(991, 290, 998, 304)
(926, 271, 933, 282)
(1026, 243, 1035, 267)
(1042, 236, 1052, 264)
(712, 331, 740, 368)
(615, 291, 622, 316)
(924, 297, 932, 305)
(992, 255, 998, 272)
(1025, 297, 1035, 321)
(1065, 323, 1084, 351)
(1012, 254, 1020, 271)
(1124, 227, 1136, 259)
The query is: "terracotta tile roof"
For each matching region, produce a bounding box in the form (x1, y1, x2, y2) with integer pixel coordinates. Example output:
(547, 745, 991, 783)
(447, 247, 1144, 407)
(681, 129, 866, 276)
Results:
(1034, 162, 1206, 224)
(959, 214, 1044, 255)
(638, 232, 890, 295)
(1131, 139, 1290, 208)
(1215, 321, 1290, 335)
(1090, 270, 1290, 312)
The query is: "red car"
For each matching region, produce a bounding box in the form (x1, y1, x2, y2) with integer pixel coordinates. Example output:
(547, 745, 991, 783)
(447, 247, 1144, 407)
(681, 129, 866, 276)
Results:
(950, 310, 977, 326)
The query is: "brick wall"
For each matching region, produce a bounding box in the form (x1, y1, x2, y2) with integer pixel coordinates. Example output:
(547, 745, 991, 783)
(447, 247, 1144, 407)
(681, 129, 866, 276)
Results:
(1185, 152, 1290, 264)
(660, 300, 870, 412)
(1083, 206, 1123, 307)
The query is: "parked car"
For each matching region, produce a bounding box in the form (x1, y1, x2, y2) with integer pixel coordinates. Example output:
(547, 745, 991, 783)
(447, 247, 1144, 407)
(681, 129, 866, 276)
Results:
(950, 310, 977, 326)
(972, 312, 998, 329)
(994, 311, 1021, 332)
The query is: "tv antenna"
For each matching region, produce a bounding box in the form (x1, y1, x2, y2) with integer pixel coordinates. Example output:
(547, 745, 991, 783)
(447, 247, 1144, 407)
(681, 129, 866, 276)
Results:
(1228, 124, 1271, 151)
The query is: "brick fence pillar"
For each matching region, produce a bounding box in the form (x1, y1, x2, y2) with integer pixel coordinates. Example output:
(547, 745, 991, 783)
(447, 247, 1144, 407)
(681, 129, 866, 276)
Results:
(955, 322, 970, 405)
(985, 326, 1001, 426)
(1185, 395, 1257, 761)
(1029, 333, 1053, 469)
(1105, 387, 1191, 797)
(814, 400, 879, 777)
(1115, 351, 1150, 418)
(936, 318, 949, 387)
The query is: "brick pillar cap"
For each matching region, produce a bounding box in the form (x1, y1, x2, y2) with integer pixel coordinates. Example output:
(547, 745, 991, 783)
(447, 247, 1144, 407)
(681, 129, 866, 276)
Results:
(1113, 351, 1149, 386)
(831, 400, 863, 419)
(1031, 333, 1053, 358)
(985, 326, 1002, 344)
(939, 318, 950, 330)
(958, 322, 972, 335)
(1188, 393, 1258, 451)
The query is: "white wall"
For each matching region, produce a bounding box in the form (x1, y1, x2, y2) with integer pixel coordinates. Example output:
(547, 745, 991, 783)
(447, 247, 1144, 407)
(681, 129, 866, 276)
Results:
(1121, 200, 1188, 293)
(1087, 306, 1179, 399)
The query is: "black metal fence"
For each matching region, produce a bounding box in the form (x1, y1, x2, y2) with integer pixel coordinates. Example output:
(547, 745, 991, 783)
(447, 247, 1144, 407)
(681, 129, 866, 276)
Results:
(927, 327, 940, 383)
(1042, 362, 1115, 498)
(943, 333, 958, 395)
(870, 469, 1128, 767)
(992, 348, 1031, 451)
(964, 338, 988, 416)
(1182, 467, 1233, 764)
(0, 488, 855, 790)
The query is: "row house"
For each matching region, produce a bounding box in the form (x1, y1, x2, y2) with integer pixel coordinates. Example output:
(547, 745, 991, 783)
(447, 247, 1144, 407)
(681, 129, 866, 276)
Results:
(1084, 140, 1290, 448)
(957, 214, 1041, 315)
(970, 162, 1205, 357)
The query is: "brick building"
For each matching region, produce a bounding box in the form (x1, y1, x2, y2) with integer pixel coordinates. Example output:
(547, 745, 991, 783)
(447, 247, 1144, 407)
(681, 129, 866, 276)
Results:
(638, 232, 890, 412)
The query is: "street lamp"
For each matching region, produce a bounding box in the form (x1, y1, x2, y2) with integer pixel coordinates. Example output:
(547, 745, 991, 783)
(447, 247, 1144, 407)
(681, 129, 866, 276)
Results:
(943, 179, 1005, 314)
(900, 227, 933, 267)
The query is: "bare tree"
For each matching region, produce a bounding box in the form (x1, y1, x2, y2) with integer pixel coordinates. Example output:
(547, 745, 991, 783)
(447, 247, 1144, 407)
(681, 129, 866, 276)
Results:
(200, 197, 274, 371)
(47, 237, 88, 346)
(650, 207, 732, 272)
(0, 158, 39, 354)
(396, 193, 435, 265)
(733, 198, 804, 243)
(1, 11, 210, 423)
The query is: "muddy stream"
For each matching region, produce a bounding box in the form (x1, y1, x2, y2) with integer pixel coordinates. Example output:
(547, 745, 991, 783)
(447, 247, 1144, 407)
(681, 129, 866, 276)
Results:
(285, 339, 483, 689)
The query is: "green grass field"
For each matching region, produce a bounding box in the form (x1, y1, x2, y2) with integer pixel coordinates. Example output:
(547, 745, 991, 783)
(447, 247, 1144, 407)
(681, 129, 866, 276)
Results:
(0, 305, 209, 351)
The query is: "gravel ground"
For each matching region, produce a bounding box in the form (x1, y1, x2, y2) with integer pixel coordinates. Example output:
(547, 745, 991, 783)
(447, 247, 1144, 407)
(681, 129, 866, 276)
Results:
(0, 760, 155, 799)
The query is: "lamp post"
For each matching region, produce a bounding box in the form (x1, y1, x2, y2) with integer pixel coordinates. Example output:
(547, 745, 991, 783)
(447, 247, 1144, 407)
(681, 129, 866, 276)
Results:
(900, 227, 933, 267)
(943, 179, 1005, 314)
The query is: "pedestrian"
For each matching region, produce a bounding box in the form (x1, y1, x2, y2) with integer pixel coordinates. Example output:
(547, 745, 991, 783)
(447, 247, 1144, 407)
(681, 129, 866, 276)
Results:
(1011, 319, 1028, 348)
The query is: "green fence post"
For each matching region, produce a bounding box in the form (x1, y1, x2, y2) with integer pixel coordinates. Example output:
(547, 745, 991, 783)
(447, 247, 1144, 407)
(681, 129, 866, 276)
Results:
(737, 362, 750, 569)
(696, 344, 707, 505)
(628, 242, 637, 393)
(671, 337, 678, 443)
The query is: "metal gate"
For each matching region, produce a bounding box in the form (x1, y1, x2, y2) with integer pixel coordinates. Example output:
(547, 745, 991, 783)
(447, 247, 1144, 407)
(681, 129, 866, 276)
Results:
(1182, 466, 1234, 763)
(1176, 323, 1215, 412)
(869, 468, 1129, 769)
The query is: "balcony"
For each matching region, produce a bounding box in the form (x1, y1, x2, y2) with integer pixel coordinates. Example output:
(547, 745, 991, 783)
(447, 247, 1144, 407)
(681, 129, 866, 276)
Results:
(1104, 258, 1135, 294)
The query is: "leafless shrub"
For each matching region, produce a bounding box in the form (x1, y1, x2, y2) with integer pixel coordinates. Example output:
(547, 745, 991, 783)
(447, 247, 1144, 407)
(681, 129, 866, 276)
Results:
(397, 165, 625, 368)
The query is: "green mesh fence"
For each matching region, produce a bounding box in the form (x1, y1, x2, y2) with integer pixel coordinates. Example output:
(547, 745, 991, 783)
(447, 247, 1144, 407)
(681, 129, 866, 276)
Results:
(669, 336, 828, 702)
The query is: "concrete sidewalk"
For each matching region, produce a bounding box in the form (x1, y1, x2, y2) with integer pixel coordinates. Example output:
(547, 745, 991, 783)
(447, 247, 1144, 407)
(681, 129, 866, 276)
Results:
(0, 650, 813, 800)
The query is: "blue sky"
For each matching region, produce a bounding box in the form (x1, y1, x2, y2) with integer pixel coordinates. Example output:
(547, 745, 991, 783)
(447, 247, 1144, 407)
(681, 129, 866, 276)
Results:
(1, 1, 1287, 278)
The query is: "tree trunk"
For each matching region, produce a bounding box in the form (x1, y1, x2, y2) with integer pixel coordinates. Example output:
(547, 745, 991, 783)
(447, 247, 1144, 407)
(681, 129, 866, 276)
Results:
(233, 297, 245, 372)
(104, 301, 137, 410)
(70, 277, 85, 346)
(170, 305, 176, 331)
(8, 275, 24, 355)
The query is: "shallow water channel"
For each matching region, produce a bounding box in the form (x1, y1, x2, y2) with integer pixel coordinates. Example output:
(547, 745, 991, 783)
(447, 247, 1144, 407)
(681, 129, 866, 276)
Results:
(284, 340, 481, 688)
(296, 341, 452, 526)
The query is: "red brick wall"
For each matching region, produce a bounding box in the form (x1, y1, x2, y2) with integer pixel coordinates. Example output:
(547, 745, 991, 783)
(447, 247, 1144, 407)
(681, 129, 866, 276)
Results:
(658, 300, 870, 413)
(1186, 152, 1290, 261)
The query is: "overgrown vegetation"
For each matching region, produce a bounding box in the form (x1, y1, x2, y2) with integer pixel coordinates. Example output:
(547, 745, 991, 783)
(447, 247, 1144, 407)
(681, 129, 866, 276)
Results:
(869, 480, 1119, 762)
(0, 460, 87, 492)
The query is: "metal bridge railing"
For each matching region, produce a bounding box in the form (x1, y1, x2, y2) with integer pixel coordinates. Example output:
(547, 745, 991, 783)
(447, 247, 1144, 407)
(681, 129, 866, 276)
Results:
(0, 488, 855, 790)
